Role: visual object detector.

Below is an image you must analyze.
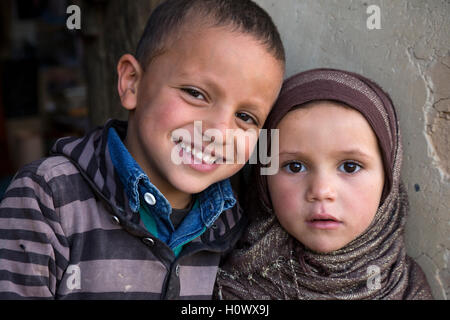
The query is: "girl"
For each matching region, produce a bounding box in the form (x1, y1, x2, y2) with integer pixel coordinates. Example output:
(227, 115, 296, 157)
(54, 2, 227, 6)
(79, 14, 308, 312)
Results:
(215, 68, 433, 299)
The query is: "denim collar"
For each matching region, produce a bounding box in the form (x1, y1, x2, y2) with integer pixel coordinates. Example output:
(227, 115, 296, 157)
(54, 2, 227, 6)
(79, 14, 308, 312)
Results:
(107, 127, 236, 231)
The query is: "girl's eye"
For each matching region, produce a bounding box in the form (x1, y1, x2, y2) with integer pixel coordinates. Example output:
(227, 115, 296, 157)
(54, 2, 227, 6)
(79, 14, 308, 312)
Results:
(283, 162, 306, 174)
(339, 161, 362, 174)
(236, 112, 257, 125)
(182, 88, 206, 101)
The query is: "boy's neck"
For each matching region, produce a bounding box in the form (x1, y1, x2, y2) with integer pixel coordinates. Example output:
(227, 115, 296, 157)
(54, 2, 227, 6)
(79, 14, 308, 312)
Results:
(139, 168, 193, 210)
(160, 186, 193, 210)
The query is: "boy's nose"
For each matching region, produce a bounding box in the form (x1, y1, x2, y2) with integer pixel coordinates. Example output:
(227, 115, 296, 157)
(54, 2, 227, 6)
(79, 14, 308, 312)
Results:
(305, 173, 336, 203)
(202, 108, 236, 142)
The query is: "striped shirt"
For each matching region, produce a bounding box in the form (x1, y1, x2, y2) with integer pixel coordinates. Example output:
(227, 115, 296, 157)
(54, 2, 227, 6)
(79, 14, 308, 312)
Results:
(0, 120, 246, 299)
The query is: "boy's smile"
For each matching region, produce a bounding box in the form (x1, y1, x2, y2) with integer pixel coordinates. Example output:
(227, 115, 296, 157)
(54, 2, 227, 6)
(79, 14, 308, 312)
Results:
(118, 24, 284, 209)
(267, 102, 385, 253)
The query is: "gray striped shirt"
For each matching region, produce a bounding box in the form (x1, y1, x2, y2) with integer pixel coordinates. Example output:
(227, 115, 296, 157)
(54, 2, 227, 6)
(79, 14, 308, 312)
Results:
(0, 120, 246, 299)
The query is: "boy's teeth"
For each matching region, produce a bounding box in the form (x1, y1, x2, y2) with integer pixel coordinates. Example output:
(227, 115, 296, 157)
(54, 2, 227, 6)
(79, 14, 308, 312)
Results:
(194, 149, 203, 161)
(179, 143, 217, 164)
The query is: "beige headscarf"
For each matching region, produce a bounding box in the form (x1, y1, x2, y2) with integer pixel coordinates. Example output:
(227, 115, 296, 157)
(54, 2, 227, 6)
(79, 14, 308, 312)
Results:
(215, 69, 433, 300)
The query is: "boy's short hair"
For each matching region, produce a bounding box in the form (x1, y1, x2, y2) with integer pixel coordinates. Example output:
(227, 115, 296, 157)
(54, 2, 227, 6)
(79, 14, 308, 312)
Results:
(135, 0, 285, 69)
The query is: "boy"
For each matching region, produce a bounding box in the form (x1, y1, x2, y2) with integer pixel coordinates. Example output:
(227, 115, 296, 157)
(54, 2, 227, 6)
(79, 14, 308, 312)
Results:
(0, 0, 285, 299)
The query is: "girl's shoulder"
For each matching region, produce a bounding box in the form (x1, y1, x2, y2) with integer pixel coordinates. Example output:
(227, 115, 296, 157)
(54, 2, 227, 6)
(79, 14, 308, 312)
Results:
(404, 255, 434, 300)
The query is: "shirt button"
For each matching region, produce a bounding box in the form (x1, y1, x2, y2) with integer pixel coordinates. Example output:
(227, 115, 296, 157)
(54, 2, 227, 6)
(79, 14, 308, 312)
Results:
(142, 237, 155, 247)
(144, 192, 156, 206)
(175, 265, 180, 277)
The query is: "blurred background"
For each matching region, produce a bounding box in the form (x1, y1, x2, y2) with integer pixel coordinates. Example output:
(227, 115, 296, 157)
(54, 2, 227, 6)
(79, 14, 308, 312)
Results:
(0, 0, 448, 299)
(0, 0, 162, 197)
(0, 0, 87, 195)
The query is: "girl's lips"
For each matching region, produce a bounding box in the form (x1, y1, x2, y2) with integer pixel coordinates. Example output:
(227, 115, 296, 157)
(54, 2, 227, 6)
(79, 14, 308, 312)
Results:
(306, 213, 342, 230)
(306, 220, 342, 230)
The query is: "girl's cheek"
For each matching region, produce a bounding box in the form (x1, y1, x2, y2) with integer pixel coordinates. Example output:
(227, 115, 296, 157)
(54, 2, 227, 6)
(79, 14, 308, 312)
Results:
(269, 176, 299, 214)
(345, 186, 378, 232)
(268, 175, 288, 200)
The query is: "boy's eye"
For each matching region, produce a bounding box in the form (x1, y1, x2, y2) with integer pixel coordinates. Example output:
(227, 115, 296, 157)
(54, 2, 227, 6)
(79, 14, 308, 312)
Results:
(339, 161, 362, 174)
(182, 88, 206, 101)
(236, 112, 257, 125)
(283, 162, 306, 174)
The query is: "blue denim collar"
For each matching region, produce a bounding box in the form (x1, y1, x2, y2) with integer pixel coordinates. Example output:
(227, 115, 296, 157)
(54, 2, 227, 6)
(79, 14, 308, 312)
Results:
(107, 127, 171, 214)
(107, 127, 236, 243)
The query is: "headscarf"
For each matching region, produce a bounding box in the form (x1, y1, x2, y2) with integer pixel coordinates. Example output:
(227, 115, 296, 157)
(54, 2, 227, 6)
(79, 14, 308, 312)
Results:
(215, 68, 433, 300)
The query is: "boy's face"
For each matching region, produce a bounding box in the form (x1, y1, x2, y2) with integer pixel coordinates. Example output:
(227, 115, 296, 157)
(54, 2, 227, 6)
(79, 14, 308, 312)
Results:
(122, 25, 284, 208)
(267, 103, 385, 253)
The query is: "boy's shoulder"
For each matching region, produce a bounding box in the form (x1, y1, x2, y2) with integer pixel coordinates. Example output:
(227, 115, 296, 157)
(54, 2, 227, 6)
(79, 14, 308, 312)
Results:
(8, 155, 87, 209)
(16, 155, 80, 184)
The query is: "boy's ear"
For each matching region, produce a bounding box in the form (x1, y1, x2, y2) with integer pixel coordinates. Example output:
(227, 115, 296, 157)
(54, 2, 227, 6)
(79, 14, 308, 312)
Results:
(117, 54, 142, 111)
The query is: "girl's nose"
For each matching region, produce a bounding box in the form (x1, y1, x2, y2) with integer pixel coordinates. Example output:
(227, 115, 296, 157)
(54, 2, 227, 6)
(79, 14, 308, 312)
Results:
(305, 173, 336, 202)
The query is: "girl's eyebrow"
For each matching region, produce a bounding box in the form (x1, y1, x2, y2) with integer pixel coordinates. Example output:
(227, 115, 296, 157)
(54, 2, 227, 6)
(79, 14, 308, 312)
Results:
(277, 150, 308, 158)
(278, 151, 300, 156)
(332, 149, 373, 160)
(278, 148, 373, 160)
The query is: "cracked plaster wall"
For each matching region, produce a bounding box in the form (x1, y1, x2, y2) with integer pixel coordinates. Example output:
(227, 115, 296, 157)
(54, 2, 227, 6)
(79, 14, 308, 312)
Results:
(255, 0, 450, 299)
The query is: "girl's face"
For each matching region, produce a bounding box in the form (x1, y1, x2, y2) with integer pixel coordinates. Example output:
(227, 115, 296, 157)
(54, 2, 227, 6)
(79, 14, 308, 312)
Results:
(267, 102, 385, 253)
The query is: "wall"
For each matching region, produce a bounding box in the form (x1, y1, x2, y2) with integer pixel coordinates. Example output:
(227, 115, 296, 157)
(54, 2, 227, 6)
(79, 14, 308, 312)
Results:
(254, 0, 450, 299)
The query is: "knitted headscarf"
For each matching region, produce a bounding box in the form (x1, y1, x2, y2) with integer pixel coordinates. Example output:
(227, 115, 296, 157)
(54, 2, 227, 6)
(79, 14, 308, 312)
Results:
(215, 68, 433, 300)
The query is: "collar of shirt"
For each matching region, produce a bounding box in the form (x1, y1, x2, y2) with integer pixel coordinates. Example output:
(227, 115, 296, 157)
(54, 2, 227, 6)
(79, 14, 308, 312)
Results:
(107, 127, 236, 243)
